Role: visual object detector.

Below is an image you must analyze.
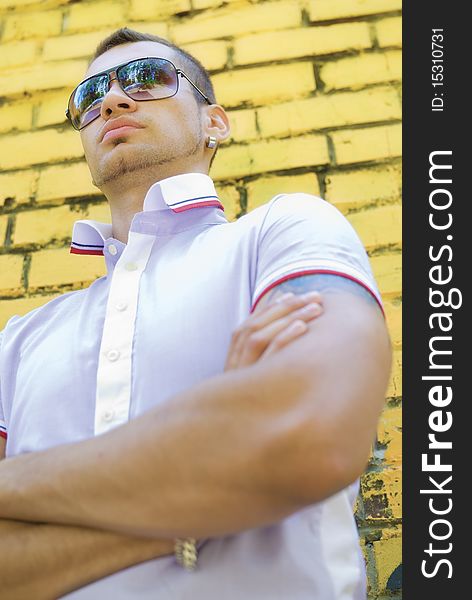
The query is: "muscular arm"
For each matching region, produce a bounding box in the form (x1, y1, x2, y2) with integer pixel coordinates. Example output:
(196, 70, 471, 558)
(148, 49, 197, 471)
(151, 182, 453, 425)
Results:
(0, 438, 174, 600)
(0, 274, 391, 540)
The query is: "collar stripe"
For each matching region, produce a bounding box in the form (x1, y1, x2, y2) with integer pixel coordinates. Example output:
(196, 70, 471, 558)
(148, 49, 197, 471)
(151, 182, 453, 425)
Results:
(70, 247, 104, 256)
(172, 199, 224, 213)
(71, 241, 105, 248)
(169, 195, 220, 207)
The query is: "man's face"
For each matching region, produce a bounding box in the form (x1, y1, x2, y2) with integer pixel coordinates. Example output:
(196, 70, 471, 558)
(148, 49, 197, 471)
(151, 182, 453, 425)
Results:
(79, 41, 206, 189)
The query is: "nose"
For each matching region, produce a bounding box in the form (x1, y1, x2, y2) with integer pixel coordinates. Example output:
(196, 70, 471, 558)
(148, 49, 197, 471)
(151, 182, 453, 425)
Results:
(99, 77, 137, 120)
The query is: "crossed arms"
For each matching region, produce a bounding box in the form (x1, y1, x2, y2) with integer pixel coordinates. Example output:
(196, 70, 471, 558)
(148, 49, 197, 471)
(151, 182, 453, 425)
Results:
(0, 274, 392, 598)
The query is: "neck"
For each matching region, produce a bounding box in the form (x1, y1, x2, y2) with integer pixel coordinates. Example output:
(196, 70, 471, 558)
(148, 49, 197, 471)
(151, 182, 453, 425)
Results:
(101, 165, 208, 244)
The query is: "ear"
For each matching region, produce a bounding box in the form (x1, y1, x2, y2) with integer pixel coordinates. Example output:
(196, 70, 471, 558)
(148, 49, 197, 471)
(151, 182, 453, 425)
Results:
(202, 104, 231, 145)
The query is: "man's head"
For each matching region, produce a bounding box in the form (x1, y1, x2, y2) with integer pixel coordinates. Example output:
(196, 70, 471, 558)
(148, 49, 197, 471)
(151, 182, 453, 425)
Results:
(73, 27, 230, 194)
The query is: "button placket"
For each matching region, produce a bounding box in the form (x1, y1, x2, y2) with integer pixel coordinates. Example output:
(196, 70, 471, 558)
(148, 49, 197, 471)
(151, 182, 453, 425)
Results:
(94, 232, 156, 436)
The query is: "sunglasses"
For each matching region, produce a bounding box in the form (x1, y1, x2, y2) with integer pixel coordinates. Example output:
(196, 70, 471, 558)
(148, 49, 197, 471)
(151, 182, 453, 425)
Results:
(65, 56, 212, 131)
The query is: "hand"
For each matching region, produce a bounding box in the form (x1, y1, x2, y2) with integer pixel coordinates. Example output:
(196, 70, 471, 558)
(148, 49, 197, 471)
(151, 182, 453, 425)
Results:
(224, 291, 323, 371)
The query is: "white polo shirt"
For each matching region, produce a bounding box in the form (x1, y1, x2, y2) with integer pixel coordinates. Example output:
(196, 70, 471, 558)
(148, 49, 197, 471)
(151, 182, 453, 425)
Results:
(0, 172, 382, 599)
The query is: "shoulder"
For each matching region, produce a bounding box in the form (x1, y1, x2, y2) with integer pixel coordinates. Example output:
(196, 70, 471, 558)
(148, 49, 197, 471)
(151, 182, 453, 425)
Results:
(233, 192, 337, 235)
(1, 282, 102, 340)
(265, 193, 356, 230)
(242, 192, 352, 234)
(246, 192, 365, 253)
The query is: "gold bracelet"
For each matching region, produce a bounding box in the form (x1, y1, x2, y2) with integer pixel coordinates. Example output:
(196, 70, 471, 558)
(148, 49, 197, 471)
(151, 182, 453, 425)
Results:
(174, 538, 198, 571)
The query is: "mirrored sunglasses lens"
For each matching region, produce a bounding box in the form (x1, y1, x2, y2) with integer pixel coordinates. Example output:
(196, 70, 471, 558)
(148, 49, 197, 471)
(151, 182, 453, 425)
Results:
(118, 58, 177, 100)
(71, 74, 108, 129)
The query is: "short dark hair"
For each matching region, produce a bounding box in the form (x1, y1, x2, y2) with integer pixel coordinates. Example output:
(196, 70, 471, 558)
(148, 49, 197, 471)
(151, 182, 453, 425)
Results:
(90, 27, 219, 169)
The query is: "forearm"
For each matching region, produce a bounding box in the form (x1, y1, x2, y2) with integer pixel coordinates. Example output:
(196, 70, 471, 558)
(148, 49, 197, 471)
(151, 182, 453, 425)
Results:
(0, 365, 311, 539)
(0, 518, 174, 600)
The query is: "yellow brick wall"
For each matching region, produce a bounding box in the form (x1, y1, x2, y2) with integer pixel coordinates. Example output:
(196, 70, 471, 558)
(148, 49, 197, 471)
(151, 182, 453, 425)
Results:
(0, 0, 402, 596)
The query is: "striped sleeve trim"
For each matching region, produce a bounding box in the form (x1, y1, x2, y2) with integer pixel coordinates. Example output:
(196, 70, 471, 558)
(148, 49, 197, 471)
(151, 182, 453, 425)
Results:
(0, 420, 7, 440)
(251, 267, 384, 317)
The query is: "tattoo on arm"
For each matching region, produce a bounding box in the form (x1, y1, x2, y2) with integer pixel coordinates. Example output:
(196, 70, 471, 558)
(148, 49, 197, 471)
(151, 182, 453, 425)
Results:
(264, 274, 380, 308)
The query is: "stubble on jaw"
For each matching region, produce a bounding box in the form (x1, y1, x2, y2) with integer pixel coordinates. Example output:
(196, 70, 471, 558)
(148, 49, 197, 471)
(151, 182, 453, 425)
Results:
(91, 113, 205, 188)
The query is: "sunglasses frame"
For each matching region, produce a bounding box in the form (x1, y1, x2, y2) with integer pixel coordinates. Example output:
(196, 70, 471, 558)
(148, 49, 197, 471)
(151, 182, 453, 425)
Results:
(65, 56, 212, 131)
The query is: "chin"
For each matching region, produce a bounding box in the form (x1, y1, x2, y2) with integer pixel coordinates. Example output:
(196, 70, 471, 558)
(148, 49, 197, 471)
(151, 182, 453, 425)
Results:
(96, 147, 156, 185)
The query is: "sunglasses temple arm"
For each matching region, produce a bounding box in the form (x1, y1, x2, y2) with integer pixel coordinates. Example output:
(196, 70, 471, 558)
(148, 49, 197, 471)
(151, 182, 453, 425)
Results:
(178, 71, 212, 105)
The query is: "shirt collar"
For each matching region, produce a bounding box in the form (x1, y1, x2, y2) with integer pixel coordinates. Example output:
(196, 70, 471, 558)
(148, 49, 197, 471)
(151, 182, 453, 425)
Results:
(70, 173, 226, 256)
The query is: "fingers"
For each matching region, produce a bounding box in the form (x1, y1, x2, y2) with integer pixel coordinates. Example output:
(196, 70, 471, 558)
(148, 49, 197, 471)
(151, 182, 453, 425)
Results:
(225, 293, 299, 369)
(254, 291, 323, 329)
(224, 291, 324, 371)
(236, 299, 322, 367)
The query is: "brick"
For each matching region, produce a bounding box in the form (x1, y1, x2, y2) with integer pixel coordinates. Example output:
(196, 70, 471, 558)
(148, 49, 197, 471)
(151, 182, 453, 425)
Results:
(386, 349, 402, 397)
(35, 90, 71, 128)
(384, 300, 401, 349)
(29, 247, 106, 288)
(376, 16, 402, 48)
(2, 10, 63, 42)
(227, 109, 258, 142)
(14, 203, 111, 246)
(0, 60, 88, 98)
(325, 164, 402, 210)
(0, 293, 61, 329)
(192, 0, 239, 8)
(371, 527, 402, 593)
(0, 0, 37, 7)
(308, 0, 401, 22)
(0, 216, 7, 246)
(171, 0, 302, 44)
(1, 40, 38, 69)
(130, 0, 190, 19)
(42, 29, 116, 62)
(257, 86, 400, 139)
(181, 40, 228, 71)
(37, 162, 102, 204)
(66, 1, 126, 33)
(0, 254, 24, 291)
(212, 134, 329, 180)
(370, 253, 401, 297)
(377, 405, 402, 465)
(0, 0, 70, 7)
(320, 50, 402, 91)
(233, 23, 371, 66)
(246, 173, 320, 211)
(213, 63, 315, 108)
(0, 101, 33, 133)
(347, 204, 401, 249)
(331, 124, 401, 165)
(362, 467, 402, 521)
(0, 170, 37, 207)
(0, 129, 84, 170)
(217, 185, 241, 221)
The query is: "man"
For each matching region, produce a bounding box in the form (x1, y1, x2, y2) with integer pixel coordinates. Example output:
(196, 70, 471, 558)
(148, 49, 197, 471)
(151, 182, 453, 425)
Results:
(0, 27, 391, 599)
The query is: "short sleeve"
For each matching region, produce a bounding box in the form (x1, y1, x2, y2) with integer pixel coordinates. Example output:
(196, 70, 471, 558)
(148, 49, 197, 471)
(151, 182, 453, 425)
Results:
(251, 194, 383, 313)
(0, 330, 6, 441)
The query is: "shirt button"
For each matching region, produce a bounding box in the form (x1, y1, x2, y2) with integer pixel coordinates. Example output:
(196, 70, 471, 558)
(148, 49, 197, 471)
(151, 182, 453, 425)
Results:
(106, 349, 120, 361)
(116, 301, 127, 312)
(103, 409, 115, 422)
(108, 244, 118, 256)
(125, 262, 138, 271)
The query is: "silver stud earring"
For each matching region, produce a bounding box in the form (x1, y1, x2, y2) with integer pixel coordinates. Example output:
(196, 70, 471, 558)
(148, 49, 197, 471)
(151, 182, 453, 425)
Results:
(206, 136, 217, 149)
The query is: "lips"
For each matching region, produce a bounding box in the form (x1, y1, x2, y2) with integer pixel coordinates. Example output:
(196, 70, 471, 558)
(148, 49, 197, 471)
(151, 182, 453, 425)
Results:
(100, 118, 144, 143)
